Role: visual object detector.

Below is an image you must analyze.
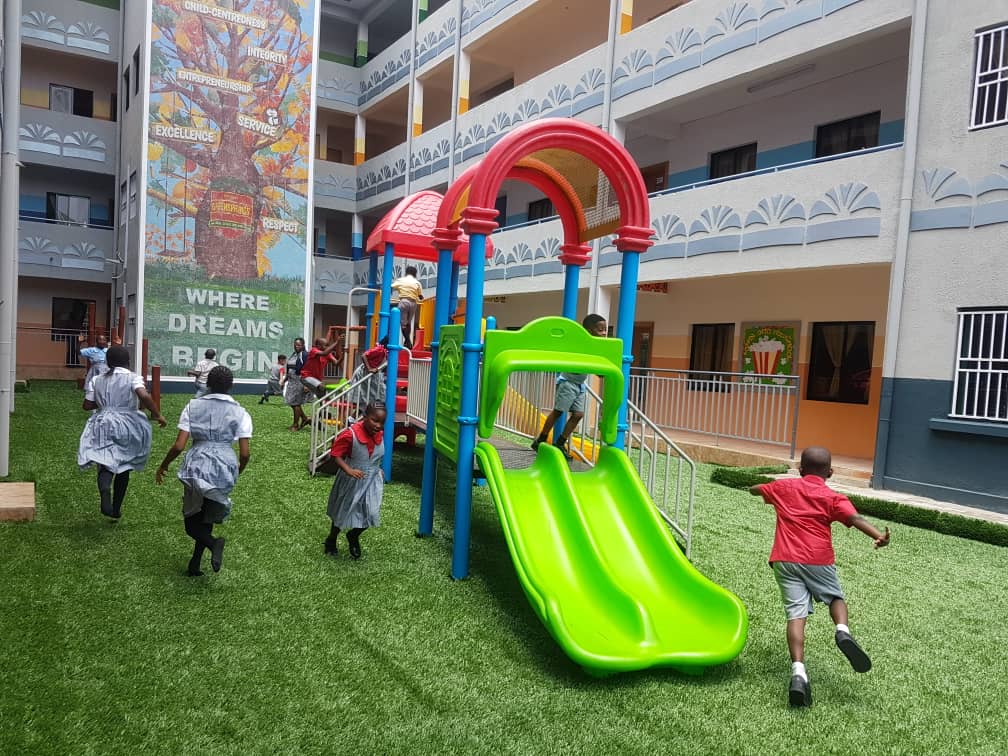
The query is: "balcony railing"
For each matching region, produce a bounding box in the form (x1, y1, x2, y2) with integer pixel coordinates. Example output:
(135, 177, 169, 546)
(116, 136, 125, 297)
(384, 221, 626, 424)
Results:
(18, 105, 117, 171)
(18, 217, 115, 275)
(21, 0, 119, 60)
(16, 326, 87, 371)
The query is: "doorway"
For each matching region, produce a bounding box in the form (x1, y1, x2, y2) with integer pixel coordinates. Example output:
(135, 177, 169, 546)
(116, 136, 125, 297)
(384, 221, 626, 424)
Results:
(630, 321, 653, 406)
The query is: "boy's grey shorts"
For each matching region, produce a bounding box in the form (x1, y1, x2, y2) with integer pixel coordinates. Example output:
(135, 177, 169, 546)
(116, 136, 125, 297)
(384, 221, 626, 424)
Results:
(554, 380, 586, 413)
(772, 561, 845, 620)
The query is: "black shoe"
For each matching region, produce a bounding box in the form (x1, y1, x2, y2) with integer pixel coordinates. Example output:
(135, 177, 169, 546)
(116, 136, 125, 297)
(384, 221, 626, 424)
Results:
(324, 536, 339, 556)
(347, 534, 362, 560)
(553, 438, 573, 460)
(789, 675, 811, 707)
(531, 434, 547, 451)
(210, 537, 225, 572)
(259, 397, 266, 404)
(100, 491, 114, 518)
(187, 557, 204, 577)
(835, 630, 872, 672)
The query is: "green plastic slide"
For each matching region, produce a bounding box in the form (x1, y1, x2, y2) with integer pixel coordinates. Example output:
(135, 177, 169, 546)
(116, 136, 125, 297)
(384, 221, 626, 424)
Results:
(474, 441, 749, 675)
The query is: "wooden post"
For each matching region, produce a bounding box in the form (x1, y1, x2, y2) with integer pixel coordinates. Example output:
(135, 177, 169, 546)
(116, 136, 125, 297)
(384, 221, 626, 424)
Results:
(141, 338, 149, 382)
(151, 365, 161, 412)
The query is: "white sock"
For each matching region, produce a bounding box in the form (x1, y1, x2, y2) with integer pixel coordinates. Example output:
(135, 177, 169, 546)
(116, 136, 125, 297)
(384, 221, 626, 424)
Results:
(791, 661, 807, 680)
(836, 623, 850, 635)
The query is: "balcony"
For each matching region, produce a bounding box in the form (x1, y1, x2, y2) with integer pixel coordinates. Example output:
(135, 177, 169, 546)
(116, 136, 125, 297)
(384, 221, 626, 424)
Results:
(610, 0, 912, 120)
(316, 58, 362, 113)
(18, 105, 117, 174)
(18, 217, 114, 282)
(21, 0, 119, 62)
(314, 160, 357, 213)
(481, 144, 903, 294)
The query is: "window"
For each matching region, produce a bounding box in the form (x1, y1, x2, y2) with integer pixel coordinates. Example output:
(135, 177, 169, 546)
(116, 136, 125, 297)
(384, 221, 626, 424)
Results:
(122, 67, 130, 112)
(128, 171, 138, 219)
(951, 308, 1008, 422)
(527, 197, 554, 221)
(806, 322, 874, 404)
(133, 46, 141, 96)
(689, 323, 734, 389)
(494, 195, 508, 223)
(49, 85, 94, 118)
(119, 180, 127, 223)
(640, 162, 668, 193)
(46, 193, 90, 225)
(709, 143, 756, 180)
(815, 112, 880, 158)
(51, 297, 94, 332)
(971, 25, 1008, 129)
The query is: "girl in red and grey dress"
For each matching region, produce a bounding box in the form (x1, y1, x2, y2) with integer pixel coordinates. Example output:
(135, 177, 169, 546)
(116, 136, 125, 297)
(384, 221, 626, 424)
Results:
(324, 403, 387, 559)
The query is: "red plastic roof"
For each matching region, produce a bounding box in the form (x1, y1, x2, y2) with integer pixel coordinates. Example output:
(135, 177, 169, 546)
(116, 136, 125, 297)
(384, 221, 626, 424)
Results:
(365, 190, 492, 264)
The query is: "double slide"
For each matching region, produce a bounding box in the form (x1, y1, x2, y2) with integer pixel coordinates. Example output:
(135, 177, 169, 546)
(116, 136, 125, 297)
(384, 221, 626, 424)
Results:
(474, 442, 748, 675)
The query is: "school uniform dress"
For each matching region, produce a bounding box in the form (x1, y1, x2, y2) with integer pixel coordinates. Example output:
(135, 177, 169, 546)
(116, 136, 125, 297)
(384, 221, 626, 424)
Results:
(77, 367, 153, 473)
(79, 346, 108, 391)
(349, 362, 386, 410)
(284, 350, 309, 406)
(326, 423, 384, 529)
(177, 394, 253, 523)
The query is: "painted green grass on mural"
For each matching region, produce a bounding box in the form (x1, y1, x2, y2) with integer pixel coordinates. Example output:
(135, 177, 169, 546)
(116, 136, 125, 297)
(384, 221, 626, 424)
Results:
(143, 261, 308, 378)
(2, 382, 1008, 754)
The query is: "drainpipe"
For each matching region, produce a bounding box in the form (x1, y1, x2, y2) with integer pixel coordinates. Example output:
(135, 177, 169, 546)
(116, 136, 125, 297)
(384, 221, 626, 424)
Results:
(0, 0, 22, 477)
(872, 0, 928, 489)
(404, 0, 420, 194)
(587, 0, 621, 315)
(447, 0, 464, 184)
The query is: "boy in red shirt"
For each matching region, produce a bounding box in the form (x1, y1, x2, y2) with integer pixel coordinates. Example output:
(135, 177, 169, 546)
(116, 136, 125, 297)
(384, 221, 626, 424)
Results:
(299, 334, 343, 399)
(750, 446, 890, 708)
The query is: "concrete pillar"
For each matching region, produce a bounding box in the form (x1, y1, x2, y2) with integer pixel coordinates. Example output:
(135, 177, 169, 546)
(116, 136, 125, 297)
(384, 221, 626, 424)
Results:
(355, 22, 368, 67)
(413, 78, 424, 137)
(619, 0, 633, 33)
(354, 114, 366, 165)
(458, 49, 470, 115)
(351, 213, 364, 260)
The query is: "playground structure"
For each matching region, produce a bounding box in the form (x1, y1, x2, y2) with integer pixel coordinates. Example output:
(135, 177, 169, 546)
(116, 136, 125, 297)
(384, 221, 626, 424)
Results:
(311, 119, 748, 675)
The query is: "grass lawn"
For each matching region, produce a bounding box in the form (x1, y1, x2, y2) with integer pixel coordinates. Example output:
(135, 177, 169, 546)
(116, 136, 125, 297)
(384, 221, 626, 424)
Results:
(2, 381, 1008, 755)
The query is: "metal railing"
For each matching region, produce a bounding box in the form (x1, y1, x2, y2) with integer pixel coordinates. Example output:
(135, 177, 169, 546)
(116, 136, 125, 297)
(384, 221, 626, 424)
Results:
(492, 370, 696, 556)
(309, 363, 388, 475)
(629, 367, 800, 457)
(16, 325, 86, 368)
(406, 356, 432, 429)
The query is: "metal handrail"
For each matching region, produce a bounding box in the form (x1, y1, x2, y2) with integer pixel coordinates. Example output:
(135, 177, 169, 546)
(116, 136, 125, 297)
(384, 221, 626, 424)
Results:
(309, 360, 389, 475)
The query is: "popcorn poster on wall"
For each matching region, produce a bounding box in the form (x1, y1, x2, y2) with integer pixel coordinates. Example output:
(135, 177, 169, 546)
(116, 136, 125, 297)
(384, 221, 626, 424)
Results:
(141, 0, 318, 381)
(741, 324, 798, 385)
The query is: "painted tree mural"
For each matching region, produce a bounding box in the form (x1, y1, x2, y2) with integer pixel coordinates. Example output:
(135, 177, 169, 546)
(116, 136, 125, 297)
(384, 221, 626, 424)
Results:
(147, 0, 315, 280)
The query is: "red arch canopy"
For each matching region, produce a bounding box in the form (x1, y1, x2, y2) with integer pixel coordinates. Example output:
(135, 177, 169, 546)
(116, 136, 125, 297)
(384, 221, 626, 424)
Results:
(441, 118, 653, 254)
(366, 190, 492, 263)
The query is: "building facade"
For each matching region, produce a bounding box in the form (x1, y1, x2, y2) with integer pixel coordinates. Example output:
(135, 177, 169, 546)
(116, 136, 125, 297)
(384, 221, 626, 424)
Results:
(9, 0, 1007, 508)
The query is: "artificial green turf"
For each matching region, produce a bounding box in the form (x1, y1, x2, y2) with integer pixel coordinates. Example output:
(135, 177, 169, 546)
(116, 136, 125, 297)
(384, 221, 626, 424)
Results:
(3, 382, 1008, 755)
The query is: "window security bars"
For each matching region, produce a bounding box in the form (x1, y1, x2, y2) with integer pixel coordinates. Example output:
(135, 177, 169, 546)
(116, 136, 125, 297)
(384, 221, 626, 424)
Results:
(952, 309, 1008, 422)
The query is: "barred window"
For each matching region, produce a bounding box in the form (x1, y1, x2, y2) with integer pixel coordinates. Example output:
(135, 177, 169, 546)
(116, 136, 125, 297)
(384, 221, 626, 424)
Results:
(971, 25, 1008, 129)
(951, 309, 1008, 422)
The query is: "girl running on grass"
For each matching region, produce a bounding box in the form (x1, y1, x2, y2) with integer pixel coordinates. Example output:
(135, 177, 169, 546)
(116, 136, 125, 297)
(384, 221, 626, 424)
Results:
(78, 345, 166, 519)
(156, 366, 252, 577)
(324, 402, 386, 560)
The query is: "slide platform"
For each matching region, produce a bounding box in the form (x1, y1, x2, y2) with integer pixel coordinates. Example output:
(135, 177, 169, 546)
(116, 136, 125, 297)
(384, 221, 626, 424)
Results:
(474, 441, 748, 674)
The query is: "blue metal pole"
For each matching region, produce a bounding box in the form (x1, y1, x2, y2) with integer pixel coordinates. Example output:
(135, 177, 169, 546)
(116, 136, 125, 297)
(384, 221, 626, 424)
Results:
(448, 261, 460, 322)
(419, 248, 454, 536)
(561, 264, 579, 321)
(450, 233, 486, 580)
(382, 306, 402, 481)
(379, 242, 395, 342)
(364, 252, 378, 350)
(614, 251, 640, 451)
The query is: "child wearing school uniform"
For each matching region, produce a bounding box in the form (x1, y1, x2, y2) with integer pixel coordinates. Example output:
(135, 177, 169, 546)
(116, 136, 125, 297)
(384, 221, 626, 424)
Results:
(259, 354, 286, 404)
(750, 446, 891, 707)
(78, 345, 166, 519)
(77, 332, 109, 392)
(157, 366, 252, 577)
(348, 344, 388, 419)
(324, 403, 387, 560)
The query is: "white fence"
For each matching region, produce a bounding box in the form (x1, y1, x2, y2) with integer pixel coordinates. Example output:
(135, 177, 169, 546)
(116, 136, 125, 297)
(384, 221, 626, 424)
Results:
(629, 368, 800, 456)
